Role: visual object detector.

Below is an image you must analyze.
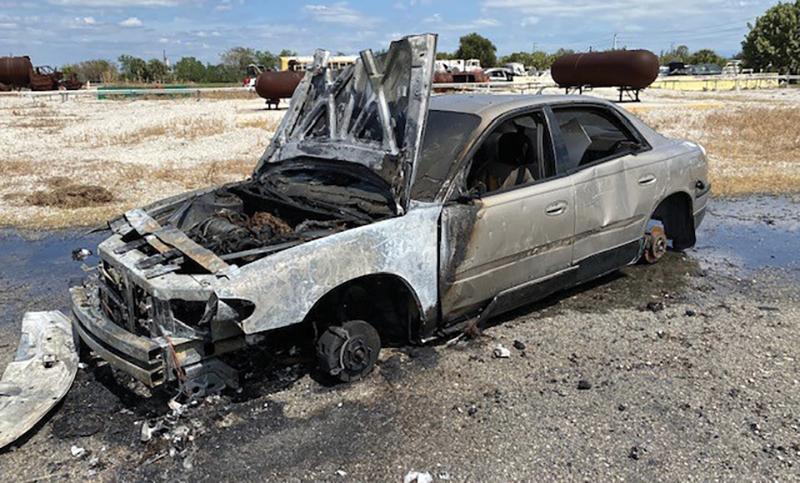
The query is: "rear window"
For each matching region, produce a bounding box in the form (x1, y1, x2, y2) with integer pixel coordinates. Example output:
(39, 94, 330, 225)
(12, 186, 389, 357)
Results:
(412, 110, 482, 201)
(552, 107, 637, 173)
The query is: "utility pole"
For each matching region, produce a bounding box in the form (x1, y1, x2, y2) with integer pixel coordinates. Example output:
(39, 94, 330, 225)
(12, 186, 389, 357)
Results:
(613, 33, 618, 50)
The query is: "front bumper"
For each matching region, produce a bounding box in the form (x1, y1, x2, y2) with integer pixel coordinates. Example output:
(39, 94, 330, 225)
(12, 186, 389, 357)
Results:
(71, 285, 166, 386)
(71, 284, 240, 395)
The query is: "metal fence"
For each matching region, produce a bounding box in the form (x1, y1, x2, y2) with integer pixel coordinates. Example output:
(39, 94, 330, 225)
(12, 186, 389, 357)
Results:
(0, 75, 796, 101)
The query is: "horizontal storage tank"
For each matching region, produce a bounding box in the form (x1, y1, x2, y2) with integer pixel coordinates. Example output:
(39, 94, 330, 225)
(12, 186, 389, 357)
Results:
(552, 50, 659, 90)
(255, 71, 305, 103)
(0, 56, 33, 88)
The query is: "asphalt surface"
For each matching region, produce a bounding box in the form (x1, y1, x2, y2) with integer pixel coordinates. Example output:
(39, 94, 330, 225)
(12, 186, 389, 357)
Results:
(0, 196, 798, 482)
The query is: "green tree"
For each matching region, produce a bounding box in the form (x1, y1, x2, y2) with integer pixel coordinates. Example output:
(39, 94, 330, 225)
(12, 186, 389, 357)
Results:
(255, 50, 279, 70)
(74, 59, 118, 83)
(147, 59, 168, 83)
(742, 0, 800, 73)
(221, 46, 258, 73)
(174, 57, 206, 82)
(118, 55, 147, 82)
(455, 32, 497, 68)
(436, 52, 456, 60)
(279, 49, 297, 57)
(688, 49, 727, 67)
(552, 48, 576, 59)
(500, 51, 555, 71)
(204, 63, 238, 83)
(660, 45, 691, 64)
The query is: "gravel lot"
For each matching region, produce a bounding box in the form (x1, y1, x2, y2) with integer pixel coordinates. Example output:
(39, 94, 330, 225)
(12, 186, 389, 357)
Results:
(0, 197, 798, 481)
(0, 95, 284, 228)
(0, 88, 799, 481)
(1, 87, 799, 227)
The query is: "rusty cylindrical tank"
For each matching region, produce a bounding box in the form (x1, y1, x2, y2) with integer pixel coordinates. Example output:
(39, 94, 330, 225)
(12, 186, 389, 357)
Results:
(0, 56, 33, 88)
(255, 70, 305, 104)
(552, 50, 659, 90)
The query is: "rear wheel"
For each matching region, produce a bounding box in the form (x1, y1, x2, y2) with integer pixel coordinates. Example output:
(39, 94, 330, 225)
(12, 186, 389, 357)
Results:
(316, 320, 381, 382)
(643, 225, 668, 264)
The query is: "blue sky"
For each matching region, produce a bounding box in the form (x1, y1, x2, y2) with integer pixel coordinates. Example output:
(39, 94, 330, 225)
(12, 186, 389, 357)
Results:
(0, 0, 781, 66)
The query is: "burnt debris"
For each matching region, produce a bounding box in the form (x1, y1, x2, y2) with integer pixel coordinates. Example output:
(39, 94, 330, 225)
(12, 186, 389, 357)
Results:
(145, 159, 397, 267)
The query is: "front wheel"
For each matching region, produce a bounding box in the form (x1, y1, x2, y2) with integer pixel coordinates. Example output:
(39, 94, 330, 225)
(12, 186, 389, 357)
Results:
(643, 225, 668, 264)
(316, 320, 381, 382)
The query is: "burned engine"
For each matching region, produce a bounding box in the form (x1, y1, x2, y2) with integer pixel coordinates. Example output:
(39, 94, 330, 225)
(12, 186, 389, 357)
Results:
(156, 161, 397, 265)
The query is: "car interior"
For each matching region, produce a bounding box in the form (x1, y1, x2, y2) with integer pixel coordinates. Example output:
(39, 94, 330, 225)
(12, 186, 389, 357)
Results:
(552, 107, 640, 172)
(467, 113, 552, 194)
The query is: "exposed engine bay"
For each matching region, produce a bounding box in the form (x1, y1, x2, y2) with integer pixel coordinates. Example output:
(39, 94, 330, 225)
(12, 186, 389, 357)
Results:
(153, 159, 398, 266)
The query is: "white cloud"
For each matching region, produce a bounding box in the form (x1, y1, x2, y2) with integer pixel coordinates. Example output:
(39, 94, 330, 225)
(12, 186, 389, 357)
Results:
(424, 13, 502, 30)
(48, 0, 178, 6)
(520, 16, 539, 26)
(303, 3, 383, 26)
(82, 16, 96, 24)
(481, 0, 732, 21)
(214, 0, 232, 12)
(119, 16, 143, 27)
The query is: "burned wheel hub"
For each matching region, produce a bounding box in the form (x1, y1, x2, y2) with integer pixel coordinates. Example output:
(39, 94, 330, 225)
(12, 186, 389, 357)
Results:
(316, 320, 381, 382)
(644, 225, 668, 264)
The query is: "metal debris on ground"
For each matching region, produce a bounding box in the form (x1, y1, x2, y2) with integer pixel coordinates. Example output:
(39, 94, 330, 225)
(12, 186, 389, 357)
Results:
(0, 311, 79, 449)
(404, 471, 434, 483)
(492, 345, 511, 359)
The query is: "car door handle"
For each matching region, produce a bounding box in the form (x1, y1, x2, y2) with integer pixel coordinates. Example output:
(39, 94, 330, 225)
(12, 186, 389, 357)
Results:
(638, 175, 657, 186)
(545, 201, 568, 216)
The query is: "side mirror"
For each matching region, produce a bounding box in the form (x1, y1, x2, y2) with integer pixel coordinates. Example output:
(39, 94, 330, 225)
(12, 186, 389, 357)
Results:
(454, 184, 485, 204)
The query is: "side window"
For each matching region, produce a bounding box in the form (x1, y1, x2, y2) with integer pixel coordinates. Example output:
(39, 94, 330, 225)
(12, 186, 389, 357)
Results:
(552, 107, 639, 174)
(466, 111, 555, 195)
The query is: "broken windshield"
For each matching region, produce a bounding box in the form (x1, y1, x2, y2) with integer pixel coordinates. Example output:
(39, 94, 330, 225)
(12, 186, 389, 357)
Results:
(411, 110, 482, 201)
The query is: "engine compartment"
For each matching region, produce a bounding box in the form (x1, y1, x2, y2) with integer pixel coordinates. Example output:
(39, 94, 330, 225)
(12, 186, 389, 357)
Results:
(153, 161, 398, 266)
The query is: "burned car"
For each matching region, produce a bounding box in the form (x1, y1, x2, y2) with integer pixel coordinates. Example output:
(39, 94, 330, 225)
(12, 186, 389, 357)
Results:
(70, 34, 709, 396)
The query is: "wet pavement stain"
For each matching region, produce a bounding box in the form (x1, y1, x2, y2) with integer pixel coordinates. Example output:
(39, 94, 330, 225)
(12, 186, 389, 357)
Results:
(0, 196, 799, 481)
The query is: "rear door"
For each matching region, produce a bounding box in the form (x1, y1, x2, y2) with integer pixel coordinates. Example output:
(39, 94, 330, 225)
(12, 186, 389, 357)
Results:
(549, 104, 654, 280)
(440, 109, 576, 321)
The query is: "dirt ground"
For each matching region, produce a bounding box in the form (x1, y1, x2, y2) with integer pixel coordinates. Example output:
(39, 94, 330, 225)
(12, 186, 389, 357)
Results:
(0, 89, 799, 481)
(1, 87, 799, 228)
(0, 197, 798, 481)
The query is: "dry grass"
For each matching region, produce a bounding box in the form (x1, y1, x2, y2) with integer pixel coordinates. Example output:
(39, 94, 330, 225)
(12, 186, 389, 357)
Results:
(238, 117, 282, 131)
(638, 106, 800, 197)
(70, 117, 227, 147)
(149, 158, 253, 188)
(0, 157, 254, 229)
(26, 184, 115, 209)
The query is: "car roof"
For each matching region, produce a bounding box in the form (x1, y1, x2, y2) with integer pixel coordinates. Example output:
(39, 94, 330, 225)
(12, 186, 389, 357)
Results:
(429, 94, 616, 120)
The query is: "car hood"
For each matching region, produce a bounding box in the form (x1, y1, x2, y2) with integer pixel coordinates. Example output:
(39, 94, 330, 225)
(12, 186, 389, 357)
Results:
(254, 33, 437, 212)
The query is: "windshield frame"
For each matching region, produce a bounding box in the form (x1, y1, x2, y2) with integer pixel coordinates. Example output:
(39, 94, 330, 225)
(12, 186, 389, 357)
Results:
(410, 109, 483, 202)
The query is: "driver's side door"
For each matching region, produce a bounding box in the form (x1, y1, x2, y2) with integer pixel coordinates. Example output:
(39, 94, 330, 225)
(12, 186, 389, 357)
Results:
(439, 109, 577, 322)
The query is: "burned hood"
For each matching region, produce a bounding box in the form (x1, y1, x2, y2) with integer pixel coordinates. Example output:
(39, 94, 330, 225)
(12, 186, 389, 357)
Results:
(255, 34, 437, 212)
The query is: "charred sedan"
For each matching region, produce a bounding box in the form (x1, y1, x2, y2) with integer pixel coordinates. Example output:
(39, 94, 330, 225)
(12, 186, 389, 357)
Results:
(71, 34, 709, 396)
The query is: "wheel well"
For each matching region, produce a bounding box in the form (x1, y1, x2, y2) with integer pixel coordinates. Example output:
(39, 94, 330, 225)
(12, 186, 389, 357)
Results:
(651, 191, 696, 251)
(302, 274, 422, 346)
